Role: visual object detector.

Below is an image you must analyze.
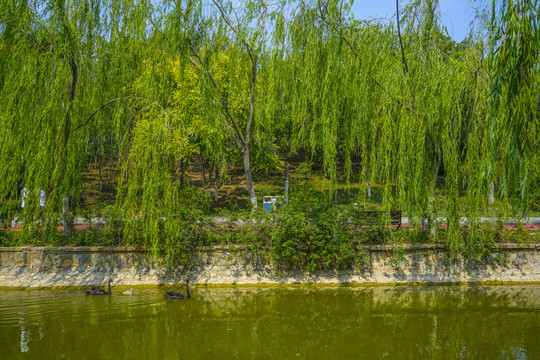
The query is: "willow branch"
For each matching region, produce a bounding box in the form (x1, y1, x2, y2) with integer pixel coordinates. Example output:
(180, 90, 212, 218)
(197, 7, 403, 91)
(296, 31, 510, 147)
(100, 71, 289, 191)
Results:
(316, 0, 358, 57)
(186, 38, 246, 148)
(67, 52, 78, 104)
(2, 21, 55, 57)
(245, 61, 256, 147)
(374, 79, 414, 112)
(210, 1, 264, 149)
(62, 52, 78, 153)
(212, 99, 244, 150)
(396, 0, 409, 74)
(74, 96, 135, 131)
(210, 0, 256, 66)
(317, 0, 414, 112)
(188, 56, 202, 71)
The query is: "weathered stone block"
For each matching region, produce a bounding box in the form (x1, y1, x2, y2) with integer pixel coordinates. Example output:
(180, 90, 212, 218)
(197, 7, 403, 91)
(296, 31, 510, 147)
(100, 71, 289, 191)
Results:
(91, 253, 105, 265)
(14, 252, 27, 266)
(114, 256, 126, 268)
(74, 254, 89, 266)
(61, 258, 73, 268)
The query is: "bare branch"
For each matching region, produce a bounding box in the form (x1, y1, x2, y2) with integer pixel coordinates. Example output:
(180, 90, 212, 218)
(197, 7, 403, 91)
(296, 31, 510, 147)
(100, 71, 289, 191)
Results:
(188, 56, 202, 71)
(74, 96, 135, 132)
(2, 21, 55, 57)
(245, 61, 257, 146)
(208, 1, 267, 148)
(211, 99, 244, 150)
(210, 0, 257, 66)
(317, 0, 358, 57)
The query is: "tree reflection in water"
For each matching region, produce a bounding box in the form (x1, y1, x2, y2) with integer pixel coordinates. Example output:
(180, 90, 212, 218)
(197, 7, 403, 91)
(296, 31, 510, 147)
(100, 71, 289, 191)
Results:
(0, 285, 538, 359)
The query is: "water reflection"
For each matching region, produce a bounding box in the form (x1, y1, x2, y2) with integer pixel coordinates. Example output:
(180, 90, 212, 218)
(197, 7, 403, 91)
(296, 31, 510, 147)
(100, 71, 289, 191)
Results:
(18, 314, 28, 353)
(0, 285, 538, 359)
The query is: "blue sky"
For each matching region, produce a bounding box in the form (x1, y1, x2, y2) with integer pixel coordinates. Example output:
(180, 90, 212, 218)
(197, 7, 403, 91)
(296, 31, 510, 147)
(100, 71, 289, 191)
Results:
(351, 0, 475, 42)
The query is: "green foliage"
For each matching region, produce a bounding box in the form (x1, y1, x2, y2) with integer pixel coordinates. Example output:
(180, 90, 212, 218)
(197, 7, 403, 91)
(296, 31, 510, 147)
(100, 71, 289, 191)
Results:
(0, 189, 538, 269)
(529, 154, 540, 211)
(259, 186, 358, 271)
(0, 0, 538, 259)
(488, 0, 540, 216)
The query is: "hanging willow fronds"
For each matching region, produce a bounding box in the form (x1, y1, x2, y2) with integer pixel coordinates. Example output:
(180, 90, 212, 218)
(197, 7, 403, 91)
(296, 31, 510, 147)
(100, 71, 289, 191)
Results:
(488, 0, 540, 216)
(0, 0, 537, 256)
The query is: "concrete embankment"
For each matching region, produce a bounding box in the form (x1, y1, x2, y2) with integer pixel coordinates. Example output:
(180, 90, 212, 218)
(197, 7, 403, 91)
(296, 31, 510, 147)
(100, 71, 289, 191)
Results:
(0, 244, 539, 288)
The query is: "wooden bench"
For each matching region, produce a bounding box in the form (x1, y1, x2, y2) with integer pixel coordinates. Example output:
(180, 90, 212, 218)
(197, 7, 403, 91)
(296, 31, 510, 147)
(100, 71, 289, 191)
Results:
(356, 210, 402, 228)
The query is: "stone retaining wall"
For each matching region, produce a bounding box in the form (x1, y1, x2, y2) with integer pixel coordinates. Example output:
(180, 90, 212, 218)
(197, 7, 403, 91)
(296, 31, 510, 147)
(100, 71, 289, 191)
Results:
(0, 244, 539, 288)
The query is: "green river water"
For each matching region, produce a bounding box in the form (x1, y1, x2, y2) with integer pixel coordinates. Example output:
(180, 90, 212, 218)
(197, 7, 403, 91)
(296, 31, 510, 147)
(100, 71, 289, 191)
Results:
(0, 285, 538, 359)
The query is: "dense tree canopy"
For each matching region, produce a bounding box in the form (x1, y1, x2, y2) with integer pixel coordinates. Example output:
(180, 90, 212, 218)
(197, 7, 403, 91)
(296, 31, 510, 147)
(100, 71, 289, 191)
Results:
(0, 0, 538, 253)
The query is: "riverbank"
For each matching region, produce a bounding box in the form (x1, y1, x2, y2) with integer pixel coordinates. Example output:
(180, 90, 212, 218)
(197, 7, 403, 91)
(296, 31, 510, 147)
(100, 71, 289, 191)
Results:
(1, 244, 539, 288)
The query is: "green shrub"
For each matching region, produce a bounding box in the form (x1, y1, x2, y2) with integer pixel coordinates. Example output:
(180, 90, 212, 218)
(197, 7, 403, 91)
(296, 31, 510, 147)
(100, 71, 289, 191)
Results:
(262, 186, 358, 270)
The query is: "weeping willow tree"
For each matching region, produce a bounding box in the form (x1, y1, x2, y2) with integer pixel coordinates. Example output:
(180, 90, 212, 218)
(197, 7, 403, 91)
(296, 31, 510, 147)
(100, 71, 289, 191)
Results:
(112, 0, 289, 255)
(264, 0, 538, 253)
(0, 0, 110, 235)
(487, 0, 540, 215)
(0, 0, 170, 239)
(264, 0, 492, 252)
(169, 47, 248, 198)
(0, 0, 538, 257)
(160, 0, 286, 208)
(0, 0, 284, 250)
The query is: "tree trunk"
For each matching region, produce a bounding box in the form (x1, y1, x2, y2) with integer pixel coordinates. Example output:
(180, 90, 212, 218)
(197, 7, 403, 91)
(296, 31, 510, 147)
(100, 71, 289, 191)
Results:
(179, 158, 184, 187)
(200, 153, 206, 189)
(366, 177, 372, 200)
(488, 182, 495, 204)
(429, 154, 442, 235)
(208, 163, 213, 196)
(243, 147, 257, 208)
(59, 52, 77, 237)
(285, 162, 289, 203)
(429, 194, 436, 235)
(214, 167, 219, 202)
(62, 197, 73, 237)
(98, 146, 103, 191)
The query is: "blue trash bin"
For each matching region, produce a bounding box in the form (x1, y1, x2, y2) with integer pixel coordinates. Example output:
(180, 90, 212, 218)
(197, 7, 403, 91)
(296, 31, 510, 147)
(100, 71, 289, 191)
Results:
(263, 196, 272, 211)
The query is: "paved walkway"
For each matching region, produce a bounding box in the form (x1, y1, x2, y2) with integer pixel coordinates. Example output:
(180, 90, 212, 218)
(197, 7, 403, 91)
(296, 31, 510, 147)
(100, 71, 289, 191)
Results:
(2, 217, 540, 231)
